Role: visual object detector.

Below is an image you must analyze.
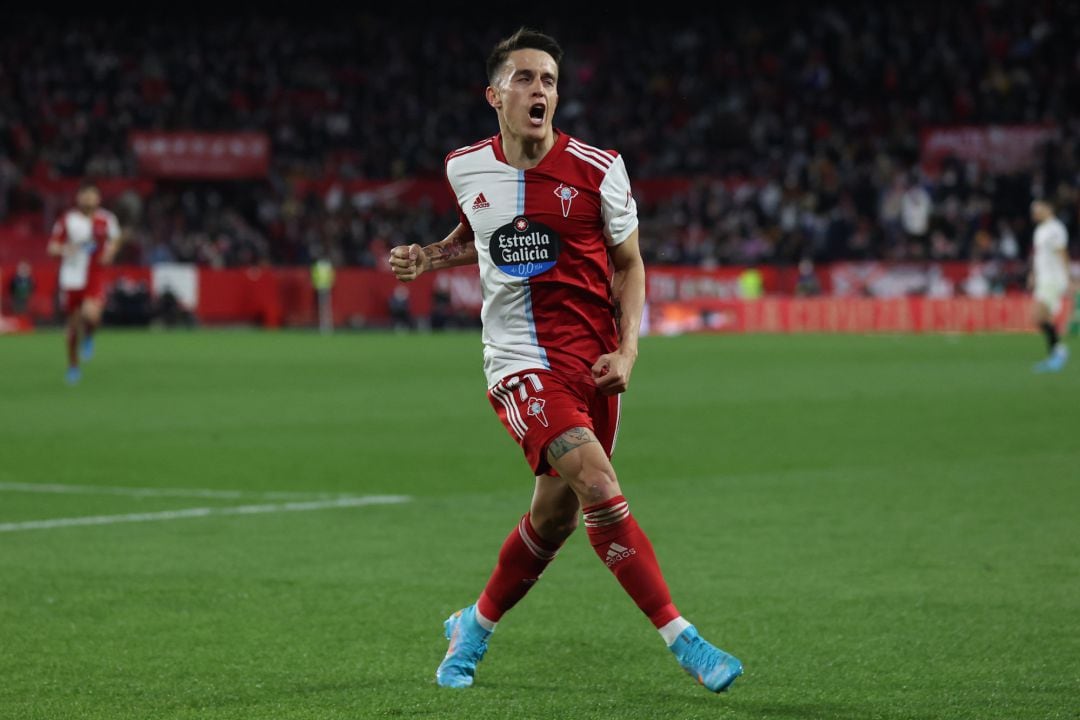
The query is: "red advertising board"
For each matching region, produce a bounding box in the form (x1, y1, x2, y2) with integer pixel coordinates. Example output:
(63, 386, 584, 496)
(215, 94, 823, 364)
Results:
(3, 261, 1065, 334)
(131, 132, 271, 179)
(650, 297, 1036, 334)
(920, 125, 1058, 176)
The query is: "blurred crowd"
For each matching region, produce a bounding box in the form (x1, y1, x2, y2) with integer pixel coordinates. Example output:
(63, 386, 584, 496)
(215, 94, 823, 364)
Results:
(119, 182, 445, 269)
(1, 2, 1078, 269)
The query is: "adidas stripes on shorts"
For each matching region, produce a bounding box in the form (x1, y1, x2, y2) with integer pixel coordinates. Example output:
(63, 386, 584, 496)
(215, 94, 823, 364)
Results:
(488, 368, 620, 477)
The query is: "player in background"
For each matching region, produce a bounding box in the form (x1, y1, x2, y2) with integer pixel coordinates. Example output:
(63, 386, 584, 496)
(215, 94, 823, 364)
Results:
(1028, 199, 1071, 373)
(389, 28, 742, 694)
(47, 181, 122, 384)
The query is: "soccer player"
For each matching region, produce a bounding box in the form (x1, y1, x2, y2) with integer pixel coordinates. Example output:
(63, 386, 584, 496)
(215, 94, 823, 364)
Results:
(1028, 199, 1071, 372)
(47, 181, 122, 384)
(389, 28, 742, 693)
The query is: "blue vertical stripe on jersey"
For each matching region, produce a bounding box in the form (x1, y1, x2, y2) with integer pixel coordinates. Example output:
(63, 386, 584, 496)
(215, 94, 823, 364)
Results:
(517, 169, 550, 369)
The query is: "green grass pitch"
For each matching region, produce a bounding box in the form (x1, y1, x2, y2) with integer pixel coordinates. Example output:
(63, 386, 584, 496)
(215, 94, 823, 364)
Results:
(1, 329, 1077, 719)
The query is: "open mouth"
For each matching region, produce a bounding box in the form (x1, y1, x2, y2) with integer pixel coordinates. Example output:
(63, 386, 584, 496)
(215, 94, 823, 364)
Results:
(528, 103, 546, 125)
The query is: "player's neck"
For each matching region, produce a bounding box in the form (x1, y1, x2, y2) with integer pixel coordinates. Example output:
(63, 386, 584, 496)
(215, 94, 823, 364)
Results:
(499, 130, 557, 170)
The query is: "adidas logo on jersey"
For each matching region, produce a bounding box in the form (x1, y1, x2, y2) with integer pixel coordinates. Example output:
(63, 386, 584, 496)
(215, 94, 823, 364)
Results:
(605, 542, 636, 567)
(472, 193, 490, 210)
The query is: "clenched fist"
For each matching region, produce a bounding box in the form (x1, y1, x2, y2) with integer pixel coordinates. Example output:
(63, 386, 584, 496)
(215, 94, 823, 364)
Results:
(389, 244, 430, 282)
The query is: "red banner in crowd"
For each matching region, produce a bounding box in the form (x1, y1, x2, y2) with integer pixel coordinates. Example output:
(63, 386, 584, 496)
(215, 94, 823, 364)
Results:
(130, 132, 271, 179)
(650, 297, 1038, 334)
(920, 124, 1058, 176)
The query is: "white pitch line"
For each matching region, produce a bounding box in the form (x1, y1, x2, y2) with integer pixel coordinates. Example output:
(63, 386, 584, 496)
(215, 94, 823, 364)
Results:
(0, 495, 411, 533)
(0, 482, 352, 501)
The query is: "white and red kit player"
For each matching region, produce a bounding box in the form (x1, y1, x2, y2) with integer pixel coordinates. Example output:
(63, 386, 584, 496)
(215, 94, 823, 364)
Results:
(1028, 199, 1071, 372)
(47, 182, 122, 384)
(389, 29, 742, 693)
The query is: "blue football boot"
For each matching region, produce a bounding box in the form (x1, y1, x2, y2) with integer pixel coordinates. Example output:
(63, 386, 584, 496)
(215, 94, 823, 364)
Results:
(669, 625, 743, 693)
(1048, 345, 1069, 371)
(81, 335, 95, 361)
(1034, 344, 1069, 373)
(435, 605, 491, 688)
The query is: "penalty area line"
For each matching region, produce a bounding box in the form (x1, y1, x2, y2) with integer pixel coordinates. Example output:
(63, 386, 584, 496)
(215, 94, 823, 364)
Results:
(0, 495, 411, 533)
(0, 481, 356, 501)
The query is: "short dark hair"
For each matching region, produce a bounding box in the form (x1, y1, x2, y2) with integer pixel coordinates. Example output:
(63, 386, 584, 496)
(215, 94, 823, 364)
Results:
(486, 28, 563, 85)
(77, 179, 99, 193)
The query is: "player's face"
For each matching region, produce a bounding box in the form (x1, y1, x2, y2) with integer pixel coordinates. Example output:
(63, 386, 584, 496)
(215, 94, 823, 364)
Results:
(1030, 202, 1048, 223)
(76, 188, 101, 215)
(487, 49, 559, 143)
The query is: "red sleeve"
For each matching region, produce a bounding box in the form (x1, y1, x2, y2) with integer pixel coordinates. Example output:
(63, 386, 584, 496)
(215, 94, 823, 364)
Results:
(49, 216, 66, 243)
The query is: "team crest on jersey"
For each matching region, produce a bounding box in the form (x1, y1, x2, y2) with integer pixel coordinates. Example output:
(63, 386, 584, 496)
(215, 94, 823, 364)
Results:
(554, 184, 579, 218)
(526, 397, 549, 427)
(489, 215, 560, 278)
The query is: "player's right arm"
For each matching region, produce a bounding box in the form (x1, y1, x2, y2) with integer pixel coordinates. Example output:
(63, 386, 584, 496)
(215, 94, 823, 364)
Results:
(389, 223, 476, 282)
(46, 218, 73, 258)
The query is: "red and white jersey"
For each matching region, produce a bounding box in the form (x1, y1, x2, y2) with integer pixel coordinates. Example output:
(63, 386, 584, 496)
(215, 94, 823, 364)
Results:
(446, 131, 638, 387)
(51, 208, 120, 291)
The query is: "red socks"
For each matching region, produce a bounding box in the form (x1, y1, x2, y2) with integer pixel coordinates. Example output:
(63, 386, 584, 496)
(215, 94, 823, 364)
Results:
(475, 497, 680, 630)
(477, 514, 562, 622)
(583, 495, 680, 628)
(66, 325, 79, 368)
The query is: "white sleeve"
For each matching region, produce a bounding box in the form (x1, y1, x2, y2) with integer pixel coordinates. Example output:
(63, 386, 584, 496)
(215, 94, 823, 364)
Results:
(1050, 224, 1067, 251)
(600, 155, 638, 246)
(107, 213, 121, 241)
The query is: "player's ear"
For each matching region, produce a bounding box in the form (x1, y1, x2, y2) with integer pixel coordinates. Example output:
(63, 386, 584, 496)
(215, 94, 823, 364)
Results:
(486, 86, 501, 110)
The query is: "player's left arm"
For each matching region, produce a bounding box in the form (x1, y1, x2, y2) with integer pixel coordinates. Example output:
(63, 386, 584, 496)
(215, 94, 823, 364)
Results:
(101, 236, 124, 265)
(593, 229, 644, 395)
(101, 215, 124, 265)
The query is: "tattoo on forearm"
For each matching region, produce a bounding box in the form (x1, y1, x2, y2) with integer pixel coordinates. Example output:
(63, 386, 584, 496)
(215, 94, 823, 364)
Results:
(547, 427, 599, 461)
(423, 235, 474, 266)
(429, 244, 459, 260)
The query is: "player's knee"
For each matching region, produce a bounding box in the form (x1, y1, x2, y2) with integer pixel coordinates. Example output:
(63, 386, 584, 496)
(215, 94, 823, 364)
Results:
(569, 465, 620, 506)
(532, 508, 579, 542)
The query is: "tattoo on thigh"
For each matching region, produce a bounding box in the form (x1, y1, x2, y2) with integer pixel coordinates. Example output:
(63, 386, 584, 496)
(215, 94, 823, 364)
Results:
(547, 427, 598, 461)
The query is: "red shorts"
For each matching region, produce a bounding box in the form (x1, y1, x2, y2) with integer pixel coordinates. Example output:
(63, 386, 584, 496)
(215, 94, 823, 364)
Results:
(60, 280, 104, 315)
(488, 369, 621, 476)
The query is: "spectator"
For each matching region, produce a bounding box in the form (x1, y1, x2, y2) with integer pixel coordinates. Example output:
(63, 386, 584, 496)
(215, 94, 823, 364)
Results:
(794, 258, 823, 297)
(388, 285, 412, 331)
(7, 261, 34, 315)
(311, 256, 335, 334)
(900, 175, 933, 258)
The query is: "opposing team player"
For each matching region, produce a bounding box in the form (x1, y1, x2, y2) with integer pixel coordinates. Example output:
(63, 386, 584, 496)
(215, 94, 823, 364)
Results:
(389, 28, 742, 693)
(47, 181, 122, 384)
(1029, 199, 1071, 373)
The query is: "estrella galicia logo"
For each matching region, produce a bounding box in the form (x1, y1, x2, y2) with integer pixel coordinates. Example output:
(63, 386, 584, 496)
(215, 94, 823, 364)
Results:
(489, 216, 560, 278)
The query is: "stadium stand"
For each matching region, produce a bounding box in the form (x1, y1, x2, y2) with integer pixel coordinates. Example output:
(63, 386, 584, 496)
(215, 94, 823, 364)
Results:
(0, 3, 1077, 273)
